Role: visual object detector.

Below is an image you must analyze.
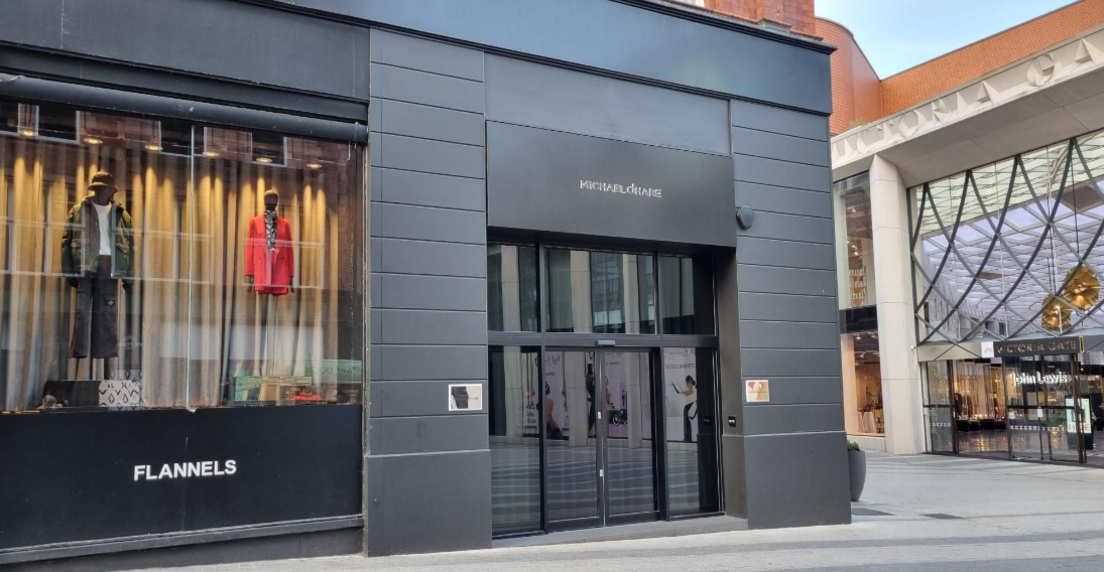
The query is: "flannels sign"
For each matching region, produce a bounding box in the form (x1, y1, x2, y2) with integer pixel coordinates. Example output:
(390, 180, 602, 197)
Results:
(135, 460, 237, 481)
(488, 122, 736, 247)
(580, 180, 662, 198)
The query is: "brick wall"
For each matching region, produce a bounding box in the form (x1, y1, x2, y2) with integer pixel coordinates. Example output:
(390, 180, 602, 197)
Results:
(700, 0, 817, 36)
(881, 0, 1104, 115)
(817, 18, 880, 135)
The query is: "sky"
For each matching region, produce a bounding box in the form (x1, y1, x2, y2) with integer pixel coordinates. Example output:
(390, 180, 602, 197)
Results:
(816, 0, 1079, 78)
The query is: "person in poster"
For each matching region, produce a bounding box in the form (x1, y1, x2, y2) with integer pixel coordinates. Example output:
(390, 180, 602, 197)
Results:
(672, 376, 697, 443)
(663, 348, 698, 442)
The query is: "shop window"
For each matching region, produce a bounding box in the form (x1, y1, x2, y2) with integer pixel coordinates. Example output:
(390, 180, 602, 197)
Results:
(488, 346, 542, 535)
(834, 172, 875, 309)
(487, 243, 539, 332)
(545, 248, 655, 334)
(842, 332, 882, 435)
(659, 255, 715, 335)
(0, 100, 364, 413)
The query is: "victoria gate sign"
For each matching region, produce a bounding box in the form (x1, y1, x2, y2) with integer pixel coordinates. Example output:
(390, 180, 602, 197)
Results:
(486, 123, 736, 247)
(993, 336, 1084, 357)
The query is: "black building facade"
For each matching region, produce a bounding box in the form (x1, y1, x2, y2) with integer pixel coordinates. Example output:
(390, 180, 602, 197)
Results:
(0, 0, 848, 566)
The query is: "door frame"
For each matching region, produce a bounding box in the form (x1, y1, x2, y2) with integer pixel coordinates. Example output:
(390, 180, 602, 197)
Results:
(487, 239, 723, 538)
(541, 347, 661, 532)
(1003, 354, 1088, 464)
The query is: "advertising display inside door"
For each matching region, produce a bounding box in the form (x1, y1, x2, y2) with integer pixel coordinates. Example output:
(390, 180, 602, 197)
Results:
(662, 347, 721, 516)
(0, 100, 364, 413)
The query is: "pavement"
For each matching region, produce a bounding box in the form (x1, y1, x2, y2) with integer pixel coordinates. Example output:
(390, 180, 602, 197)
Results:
(129, 453, 1104, 571)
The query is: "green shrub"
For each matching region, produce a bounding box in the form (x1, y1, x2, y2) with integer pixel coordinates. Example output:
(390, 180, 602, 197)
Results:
(847, 440, 861, 452)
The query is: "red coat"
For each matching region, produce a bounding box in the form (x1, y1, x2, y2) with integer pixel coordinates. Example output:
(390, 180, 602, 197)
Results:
(245, 214, 295, 296)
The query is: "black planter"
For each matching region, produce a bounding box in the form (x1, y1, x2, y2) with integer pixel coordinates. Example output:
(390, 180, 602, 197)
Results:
(848, 450, 866, 502)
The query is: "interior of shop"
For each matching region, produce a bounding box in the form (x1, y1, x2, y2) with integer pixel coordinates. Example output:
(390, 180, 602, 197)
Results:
(924, 351, 1104, 466)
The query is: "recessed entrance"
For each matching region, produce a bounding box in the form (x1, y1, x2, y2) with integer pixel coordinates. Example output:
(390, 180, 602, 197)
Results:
(487, 242, 723, 537)
(544, 349, 657, 528)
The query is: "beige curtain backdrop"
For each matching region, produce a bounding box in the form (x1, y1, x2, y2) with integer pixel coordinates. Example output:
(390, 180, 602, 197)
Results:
(0, 124, 343, 411)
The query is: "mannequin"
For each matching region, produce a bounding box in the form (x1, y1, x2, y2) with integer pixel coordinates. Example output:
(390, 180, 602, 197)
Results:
(61, 172, 134, 369)
(245, 189, 295, 295)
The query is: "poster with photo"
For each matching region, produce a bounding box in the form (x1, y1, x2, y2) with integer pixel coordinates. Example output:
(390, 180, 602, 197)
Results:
(605, 352, 628, 439)
(663, 348, 698, 443)
(524, 351, 540, 437)
(543, 352, 567, 438)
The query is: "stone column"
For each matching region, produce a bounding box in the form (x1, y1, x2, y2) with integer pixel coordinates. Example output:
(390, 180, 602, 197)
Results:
(869, 154, 926, 455)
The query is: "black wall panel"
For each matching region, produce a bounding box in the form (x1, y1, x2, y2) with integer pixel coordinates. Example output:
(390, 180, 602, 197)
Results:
(0, 407, 361, 551)
(367, 29, 491, 556)
(1, 0, 370, 101)
(724, 98, 850, 528)
(270, 0, 833, 113)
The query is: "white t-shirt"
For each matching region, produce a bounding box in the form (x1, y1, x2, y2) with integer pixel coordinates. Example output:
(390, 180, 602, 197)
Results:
(92, 202, 112, 255)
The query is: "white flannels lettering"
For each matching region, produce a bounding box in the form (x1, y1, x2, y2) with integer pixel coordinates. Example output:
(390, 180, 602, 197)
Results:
(133, 460, 238, 481)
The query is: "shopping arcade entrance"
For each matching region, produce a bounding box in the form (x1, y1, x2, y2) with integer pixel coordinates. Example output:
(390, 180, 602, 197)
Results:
(923, 335, 1104, 466)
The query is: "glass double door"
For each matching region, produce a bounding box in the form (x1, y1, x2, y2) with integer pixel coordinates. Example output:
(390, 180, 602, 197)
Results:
(543, 349, 658, 528)
(1005, 356, 1088, 464)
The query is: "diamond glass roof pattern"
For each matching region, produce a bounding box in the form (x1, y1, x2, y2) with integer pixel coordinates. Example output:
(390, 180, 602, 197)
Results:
(912, 134, 1104, 343)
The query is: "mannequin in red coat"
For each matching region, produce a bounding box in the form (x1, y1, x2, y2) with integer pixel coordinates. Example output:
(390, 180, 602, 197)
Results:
(245, 190, 295, 296)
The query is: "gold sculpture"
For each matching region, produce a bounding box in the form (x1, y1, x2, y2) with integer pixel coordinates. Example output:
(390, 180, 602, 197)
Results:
(1060, 266, 1100, 311)
(1041, 295, 1071, 331)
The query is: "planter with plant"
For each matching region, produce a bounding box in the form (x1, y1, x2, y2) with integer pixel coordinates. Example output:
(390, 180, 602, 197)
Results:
(848, 440, 866, 502)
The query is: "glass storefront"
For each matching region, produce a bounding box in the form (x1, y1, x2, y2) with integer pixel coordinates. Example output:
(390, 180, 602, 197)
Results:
(911, 128, 1104, 465)
(0, 99, 364, 413)
(922, 350, 1103, 466)
(834, 172, 883, 436)
(835, 172, 876, 309)
(842, 332, 883, 435)
(487, 244, 721, 536)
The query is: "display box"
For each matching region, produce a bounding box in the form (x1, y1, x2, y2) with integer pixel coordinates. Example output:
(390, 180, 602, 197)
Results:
(232, 376, 313, 405)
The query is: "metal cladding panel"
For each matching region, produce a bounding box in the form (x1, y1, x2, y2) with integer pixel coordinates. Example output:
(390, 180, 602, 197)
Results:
(379, 274, 486, 312)
(725, 98, 848, 529)
(487, 122, 737, 247)
(736, 292, 839, 323)
(369, 415, 489, 455)
(376, 167, 486, 211)
(731, 99, 829, 140)
(2, 0, 370, 100)
(485, 55, 730, 155)
(734, 182, 833, 219)
(742, 404, 845, 435)
(372, 381, 489, 417)
(367, 451, 491, 555)
(732, 126, 830, 167)
(737, 237, 836, 271)
(743, 433, 851, 528)
(270, 0, 833, 114)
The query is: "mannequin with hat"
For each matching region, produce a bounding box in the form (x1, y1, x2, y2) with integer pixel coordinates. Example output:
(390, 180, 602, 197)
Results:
(61, 171, 135, 366)
(245, 189, 295, 295)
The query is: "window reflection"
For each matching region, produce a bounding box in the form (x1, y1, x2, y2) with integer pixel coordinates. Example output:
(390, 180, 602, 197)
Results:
(488, 244, 539, 332)
(488, 346, 541, 535)
(659, 255, 714, 335)
(835, 172, 875, 309)
(546, 249, 654, 334)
